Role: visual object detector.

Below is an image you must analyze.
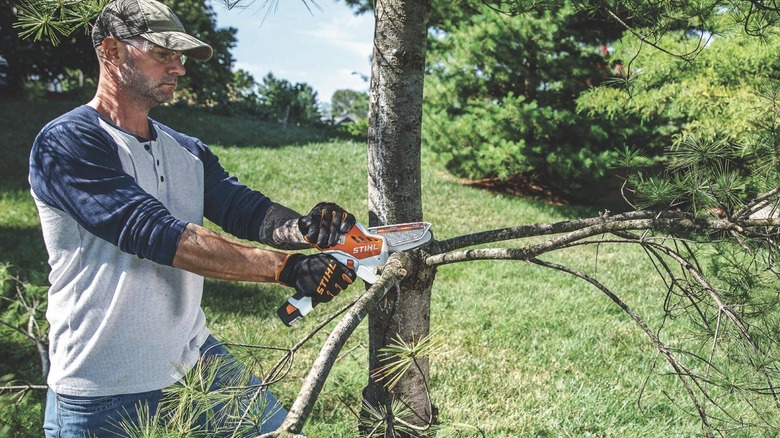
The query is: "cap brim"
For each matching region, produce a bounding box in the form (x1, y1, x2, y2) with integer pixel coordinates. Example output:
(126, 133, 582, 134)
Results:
(141, 32, 213, 62)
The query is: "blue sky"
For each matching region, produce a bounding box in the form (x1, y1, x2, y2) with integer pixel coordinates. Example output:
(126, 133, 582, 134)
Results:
(212, 0, 375, 105)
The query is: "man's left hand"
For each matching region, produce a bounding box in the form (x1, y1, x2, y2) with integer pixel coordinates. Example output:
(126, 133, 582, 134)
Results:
(275, 253, 355, 304)
(298, 202, 356, 248)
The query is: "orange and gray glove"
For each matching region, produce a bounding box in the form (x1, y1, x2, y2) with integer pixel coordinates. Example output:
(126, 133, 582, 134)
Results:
(275, 253, 356, 305)
(298, 202, 356, 248)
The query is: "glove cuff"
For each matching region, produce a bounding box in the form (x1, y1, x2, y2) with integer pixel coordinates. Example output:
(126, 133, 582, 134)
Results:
(275, 253, 305, 287)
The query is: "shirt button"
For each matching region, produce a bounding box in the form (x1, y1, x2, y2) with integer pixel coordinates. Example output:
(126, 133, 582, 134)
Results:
(144, 144, 150, 151)
(160, 176, 165, 182)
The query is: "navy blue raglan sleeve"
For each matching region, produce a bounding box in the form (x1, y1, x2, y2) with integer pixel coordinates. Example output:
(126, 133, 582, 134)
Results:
(29, 115, 187, 266)
(155, 125, 276, 241)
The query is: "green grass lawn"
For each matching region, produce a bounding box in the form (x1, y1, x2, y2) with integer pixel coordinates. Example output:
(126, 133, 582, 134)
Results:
(0, 99, 740, 436)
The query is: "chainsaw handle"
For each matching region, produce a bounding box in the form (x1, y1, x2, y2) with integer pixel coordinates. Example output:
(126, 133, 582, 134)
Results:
(276, 252, 354, 326)
(277, 292, 314, 326)
(277, 253, 365, 326)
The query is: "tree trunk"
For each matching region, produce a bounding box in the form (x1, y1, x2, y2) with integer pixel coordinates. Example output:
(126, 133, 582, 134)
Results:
(362, 0, 436, 436)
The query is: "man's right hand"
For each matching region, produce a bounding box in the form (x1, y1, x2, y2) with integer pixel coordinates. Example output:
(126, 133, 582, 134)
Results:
(275, 253, 356, 304)
(298, 202, 356, 248)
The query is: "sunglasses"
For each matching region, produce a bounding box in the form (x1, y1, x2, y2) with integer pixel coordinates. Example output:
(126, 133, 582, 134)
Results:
(122, 38, 187, 66)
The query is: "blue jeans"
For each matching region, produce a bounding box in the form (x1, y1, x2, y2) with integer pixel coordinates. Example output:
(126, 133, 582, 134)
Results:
(44, 335, 288, 437)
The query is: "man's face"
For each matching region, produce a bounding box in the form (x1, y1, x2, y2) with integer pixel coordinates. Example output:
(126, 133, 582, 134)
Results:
(117, 38, 186, 105)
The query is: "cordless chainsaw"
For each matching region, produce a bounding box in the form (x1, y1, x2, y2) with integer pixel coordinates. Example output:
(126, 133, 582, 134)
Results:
(277, 221, 433, 326)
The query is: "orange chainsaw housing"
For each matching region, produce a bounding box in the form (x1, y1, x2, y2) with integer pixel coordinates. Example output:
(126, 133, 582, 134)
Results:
(321, 224, 384, 260)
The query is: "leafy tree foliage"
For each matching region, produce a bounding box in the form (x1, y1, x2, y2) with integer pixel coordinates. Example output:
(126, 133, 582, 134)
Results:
(256, 73, 321, 126)
(221, 68, 262, 114)
(340, 0, 780, 207)
(331, 88, 368, 119)
(578, 25, 780, 214)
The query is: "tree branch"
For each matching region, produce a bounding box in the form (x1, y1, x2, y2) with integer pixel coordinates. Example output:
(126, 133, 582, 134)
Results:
(429, 212, 780, 266)
(0, 384, 47, 394)
(733, 187, 780, 219)
(597, 3, 710, 61)
(433, 210, 676, 252)
(431, 217, 737, 267)
(260, 252, 412, 437)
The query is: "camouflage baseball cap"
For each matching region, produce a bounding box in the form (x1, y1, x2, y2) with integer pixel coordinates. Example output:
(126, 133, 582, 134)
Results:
(91, 0, 213, 62)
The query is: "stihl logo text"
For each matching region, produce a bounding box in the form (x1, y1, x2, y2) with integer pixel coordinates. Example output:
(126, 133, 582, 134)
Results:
(317, 261, 338, 296)
(353, 244, 379, 254)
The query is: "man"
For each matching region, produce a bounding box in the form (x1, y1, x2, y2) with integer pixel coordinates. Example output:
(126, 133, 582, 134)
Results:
(29, 0, 356, 436)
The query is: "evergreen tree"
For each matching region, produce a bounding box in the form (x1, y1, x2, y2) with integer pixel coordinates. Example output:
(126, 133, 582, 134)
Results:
(423, 3, 628, 204)
(578, 24, 780, 213)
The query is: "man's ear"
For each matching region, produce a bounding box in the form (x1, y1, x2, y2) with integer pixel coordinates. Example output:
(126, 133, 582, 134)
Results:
(99, 37, 122, 64)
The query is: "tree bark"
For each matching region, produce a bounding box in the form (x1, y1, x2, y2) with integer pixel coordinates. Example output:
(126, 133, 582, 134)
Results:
(363, 0, 436, 434)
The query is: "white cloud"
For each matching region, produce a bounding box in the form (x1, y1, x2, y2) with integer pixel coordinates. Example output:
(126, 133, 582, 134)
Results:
(297, 13, 374, 57)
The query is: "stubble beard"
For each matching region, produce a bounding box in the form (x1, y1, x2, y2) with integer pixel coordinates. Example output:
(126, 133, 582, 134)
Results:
(119, 57, 176, 106)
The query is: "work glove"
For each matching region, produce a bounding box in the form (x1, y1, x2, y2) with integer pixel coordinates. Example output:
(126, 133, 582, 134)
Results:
(275, 253, 356, 304)
(298, 202, 356, 248)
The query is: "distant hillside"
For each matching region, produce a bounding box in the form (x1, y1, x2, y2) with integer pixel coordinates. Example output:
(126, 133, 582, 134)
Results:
(149, 105, 339, 148)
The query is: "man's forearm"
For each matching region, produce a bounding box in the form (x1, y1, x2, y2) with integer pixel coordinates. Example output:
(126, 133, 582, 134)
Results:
(172, 223, 288, 282)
